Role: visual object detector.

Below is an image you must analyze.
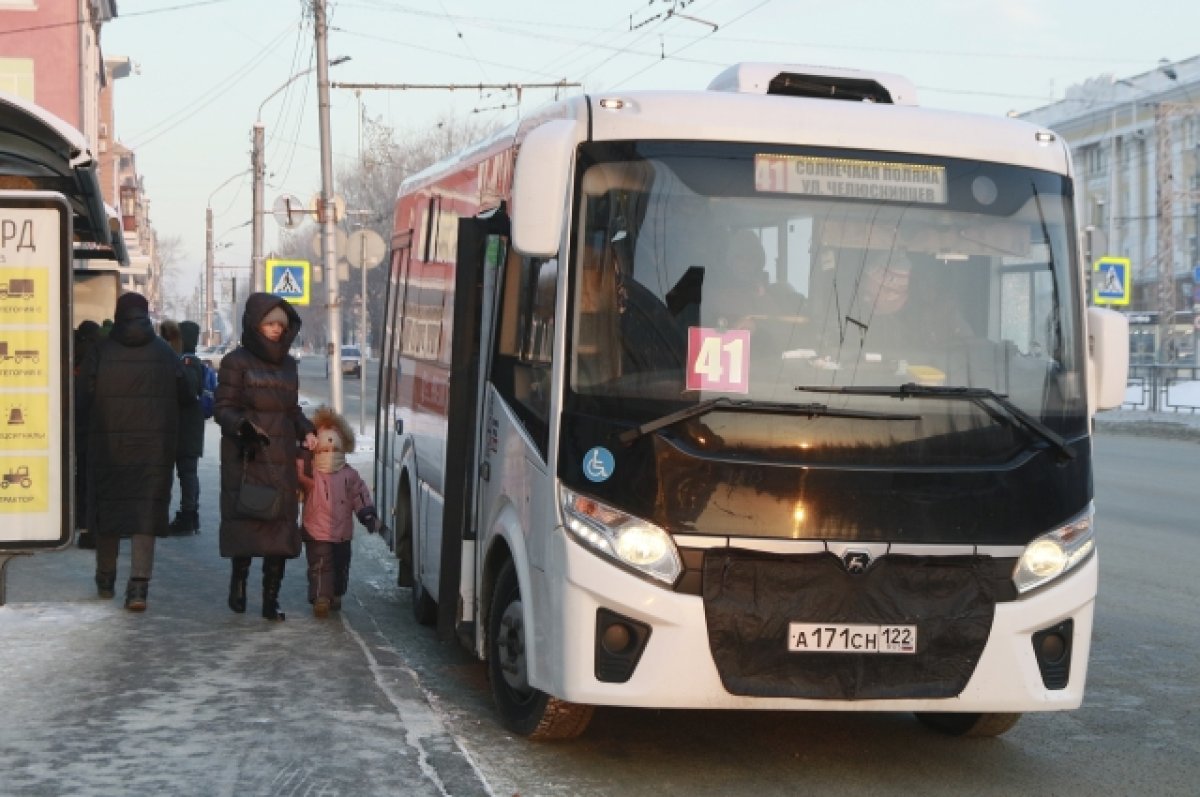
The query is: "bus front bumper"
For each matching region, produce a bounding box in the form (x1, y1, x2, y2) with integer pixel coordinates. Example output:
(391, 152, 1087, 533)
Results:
(533, 535, 1096, 712)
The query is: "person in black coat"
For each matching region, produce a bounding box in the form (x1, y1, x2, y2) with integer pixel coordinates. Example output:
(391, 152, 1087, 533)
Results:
(215, 293, 316, 621)
(166, 320, 207, 535)
(81, 292, 191, 611)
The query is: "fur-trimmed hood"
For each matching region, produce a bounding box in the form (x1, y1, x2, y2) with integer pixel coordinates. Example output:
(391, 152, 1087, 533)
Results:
(311, 405, 355, 453)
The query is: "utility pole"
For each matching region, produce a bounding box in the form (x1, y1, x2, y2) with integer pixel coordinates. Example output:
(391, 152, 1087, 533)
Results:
(205, 207, 214, 346)
(1156, 102, 1176, 367)
(314, 0, 343, 412)
(347, 209, 371, 434)
(251, 122, 265, 295)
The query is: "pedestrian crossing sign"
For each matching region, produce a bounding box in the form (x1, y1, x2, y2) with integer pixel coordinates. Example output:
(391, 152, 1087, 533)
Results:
(265, 259, 311, 306)
(1093, 257, 1130, 306)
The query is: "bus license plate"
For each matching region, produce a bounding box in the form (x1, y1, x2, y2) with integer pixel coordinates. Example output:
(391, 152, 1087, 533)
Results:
(788, 623, 917, 654)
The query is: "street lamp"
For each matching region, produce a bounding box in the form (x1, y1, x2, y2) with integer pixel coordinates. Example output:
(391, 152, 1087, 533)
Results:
(250, 55, 350, 295)
(206, 172, 249, 346)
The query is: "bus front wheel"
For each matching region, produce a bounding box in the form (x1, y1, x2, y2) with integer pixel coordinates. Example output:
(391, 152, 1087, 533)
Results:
(396, 485, 436, 625)
(914, 712, 1022, 737)
(487, 561, 593, 740)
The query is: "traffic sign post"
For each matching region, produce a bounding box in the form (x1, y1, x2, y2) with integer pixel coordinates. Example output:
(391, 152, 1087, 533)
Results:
(265, 258, 311, 306)
(272, 194, 306, 230)
(1093, 257, 1131, 306)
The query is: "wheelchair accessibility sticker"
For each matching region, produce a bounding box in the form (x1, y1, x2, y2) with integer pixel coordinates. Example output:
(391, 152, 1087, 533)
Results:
(583, 446, 614, 482)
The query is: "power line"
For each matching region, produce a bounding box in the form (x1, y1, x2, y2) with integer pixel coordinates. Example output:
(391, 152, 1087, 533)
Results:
(0, 0, 235, 37)
(126, 22, 297, 149)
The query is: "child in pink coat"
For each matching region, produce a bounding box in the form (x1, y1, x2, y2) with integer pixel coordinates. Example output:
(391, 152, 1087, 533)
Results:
(296, 405, 380, 617)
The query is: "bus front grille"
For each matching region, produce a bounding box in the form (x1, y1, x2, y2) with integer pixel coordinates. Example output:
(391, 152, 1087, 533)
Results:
(700, 549, 1014, 700)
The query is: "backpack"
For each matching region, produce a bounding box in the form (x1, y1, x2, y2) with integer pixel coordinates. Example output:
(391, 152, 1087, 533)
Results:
(199, 361, 217, 419)
(182, 354, 217, 419)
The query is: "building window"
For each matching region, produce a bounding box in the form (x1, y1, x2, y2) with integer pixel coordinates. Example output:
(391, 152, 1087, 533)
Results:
(0, 57, 34, 99)
(120, 185, 138, 232)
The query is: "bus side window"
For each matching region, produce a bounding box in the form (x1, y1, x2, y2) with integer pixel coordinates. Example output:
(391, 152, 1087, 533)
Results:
(492, 250, 556, 457)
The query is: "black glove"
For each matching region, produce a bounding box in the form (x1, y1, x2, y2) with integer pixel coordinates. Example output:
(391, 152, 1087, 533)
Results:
(237, 419, 271, 448)
(356, 507, 379, 533)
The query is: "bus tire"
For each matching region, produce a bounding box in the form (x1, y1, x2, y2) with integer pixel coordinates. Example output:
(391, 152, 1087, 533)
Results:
(487, 560, 593, 740)
(914, 712, 1022, 737)
(411, 579, 437, 627)
(398, 487, 437, 626)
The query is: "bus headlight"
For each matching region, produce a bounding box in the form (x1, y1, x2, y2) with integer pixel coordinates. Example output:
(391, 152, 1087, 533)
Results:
(1013, 504, 1096, 594)
(560, 487, 682, 585)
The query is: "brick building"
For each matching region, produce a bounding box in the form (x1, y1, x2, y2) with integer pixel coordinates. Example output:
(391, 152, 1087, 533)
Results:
(0, 1, 160, 305)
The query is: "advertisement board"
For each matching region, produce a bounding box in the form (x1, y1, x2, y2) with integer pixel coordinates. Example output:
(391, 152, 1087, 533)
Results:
(0, 192, 70, 550)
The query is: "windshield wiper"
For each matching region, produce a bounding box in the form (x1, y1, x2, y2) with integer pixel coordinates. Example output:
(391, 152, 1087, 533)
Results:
(618, 396, 920, 445)
(794, 383, 1075, 460)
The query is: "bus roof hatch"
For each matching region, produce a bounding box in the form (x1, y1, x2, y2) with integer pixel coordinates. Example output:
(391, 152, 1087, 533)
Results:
(707, 62, 917, 106)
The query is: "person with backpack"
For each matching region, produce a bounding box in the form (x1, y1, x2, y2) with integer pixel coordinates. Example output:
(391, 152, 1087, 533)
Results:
(165, 320, 209, 535)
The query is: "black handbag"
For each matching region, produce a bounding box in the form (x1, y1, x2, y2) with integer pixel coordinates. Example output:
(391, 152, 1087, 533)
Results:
(235, 455, 282, 520)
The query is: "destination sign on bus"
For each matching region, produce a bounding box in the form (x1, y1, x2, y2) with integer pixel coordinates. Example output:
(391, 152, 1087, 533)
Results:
(755, 154, 948, 204)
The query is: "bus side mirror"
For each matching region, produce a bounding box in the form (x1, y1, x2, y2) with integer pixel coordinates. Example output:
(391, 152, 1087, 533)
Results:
(1087, 306, 1129, 412)
(512, 119, 578, 258)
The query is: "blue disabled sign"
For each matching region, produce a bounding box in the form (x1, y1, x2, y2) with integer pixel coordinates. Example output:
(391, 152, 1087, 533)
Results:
(265, 258, 310, 306)
(1093, 257, 1130, 306)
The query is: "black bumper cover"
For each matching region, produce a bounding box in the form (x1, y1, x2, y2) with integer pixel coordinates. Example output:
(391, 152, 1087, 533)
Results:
(702, 549, 1016, 700)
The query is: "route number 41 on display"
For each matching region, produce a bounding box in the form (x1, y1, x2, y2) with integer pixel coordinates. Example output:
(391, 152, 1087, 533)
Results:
(687, 327, 750, 393)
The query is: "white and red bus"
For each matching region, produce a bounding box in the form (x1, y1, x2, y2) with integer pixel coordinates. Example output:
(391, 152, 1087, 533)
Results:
(373, 63, 1129, 739)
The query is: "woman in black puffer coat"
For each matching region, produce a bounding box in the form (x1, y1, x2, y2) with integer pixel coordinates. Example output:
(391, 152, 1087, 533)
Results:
(215, 293, 316, 620)
(83, 293, 189, 610)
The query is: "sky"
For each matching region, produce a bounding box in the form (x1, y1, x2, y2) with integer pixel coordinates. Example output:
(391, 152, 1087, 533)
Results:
(102, 0, 1200, 304)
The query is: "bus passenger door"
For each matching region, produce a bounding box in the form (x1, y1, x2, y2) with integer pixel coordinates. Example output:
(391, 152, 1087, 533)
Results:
(438, 211, 509, 641)
(375, 236, 411, 551)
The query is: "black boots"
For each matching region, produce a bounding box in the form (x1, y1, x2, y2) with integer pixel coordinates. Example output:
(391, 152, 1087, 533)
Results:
(95, 571, 116, 599)
(228, 559, 250, 613)
(167, 511, 199, 536)
(262, 558, 286, 622)
(229, 558, 286, 620)
(124, 578, 149, 612)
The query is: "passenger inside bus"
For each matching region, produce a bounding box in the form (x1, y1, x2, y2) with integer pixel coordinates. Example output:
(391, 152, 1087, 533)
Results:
(835, 247, 981, 384)
(708, 229, 770, 329)
(574, 235, 686, 392)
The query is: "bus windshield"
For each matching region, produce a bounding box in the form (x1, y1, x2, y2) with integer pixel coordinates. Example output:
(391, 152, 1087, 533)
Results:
(568, 141, 1087, 456)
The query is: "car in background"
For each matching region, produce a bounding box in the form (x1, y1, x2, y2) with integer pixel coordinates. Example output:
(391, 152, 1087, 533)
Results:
(197, 344, 233, 369)
(340, 345, 362, 378)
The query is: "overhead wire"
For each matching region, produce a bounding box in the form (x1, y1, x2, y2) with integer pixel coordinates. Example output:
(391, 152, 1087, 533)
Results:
(265, 15, 316, 189)
(0, 0, 235, 36)
(125, 22, 298, 149)
(597, 0, 771, 91)
(331, 0, 1187, 110)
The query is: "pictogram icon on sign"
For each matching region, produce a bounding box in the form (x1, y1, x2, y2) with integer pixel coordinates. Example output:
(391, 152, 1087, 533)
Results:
(1093, 257, 1130, 306)
(264, 259, 311, 306)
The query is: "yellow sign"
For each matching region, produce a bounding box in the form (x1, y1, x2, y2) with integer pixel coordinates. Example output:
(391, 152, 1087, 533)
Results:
(0, 330, 50, 386)
(0, 391, 49, 450)
(265, 258, 311, 306)
(0, 455, 48, 513)
(0, 195, 67, 546)
(0, 267, 48, 324)
(1093, 257, 1131, 306)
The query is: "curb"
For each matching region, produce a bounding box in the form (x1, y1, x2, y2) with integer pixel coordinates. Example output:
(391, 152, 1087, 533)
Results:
(1094, 418, 1200, 443)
